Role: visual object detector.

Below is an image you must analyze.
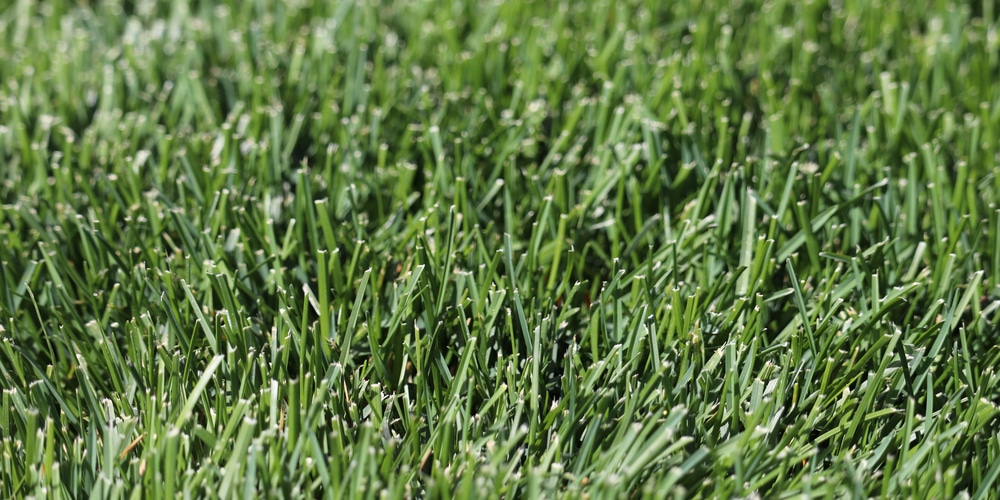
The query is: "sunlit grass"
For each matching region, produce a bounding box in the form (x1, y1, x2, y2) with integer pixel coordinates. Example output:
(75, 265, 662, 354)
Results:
(2, 0, 1000, 497)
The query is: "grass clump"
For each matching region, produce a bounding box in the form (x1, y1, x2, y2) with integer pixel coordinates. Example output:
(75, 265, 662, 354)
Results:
(2, 0, 1000, 497)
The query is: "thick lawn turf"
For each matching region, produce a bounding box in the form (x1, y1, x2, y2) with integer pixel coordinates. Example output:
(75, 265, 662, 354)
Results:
(2, 0, 1000, 497)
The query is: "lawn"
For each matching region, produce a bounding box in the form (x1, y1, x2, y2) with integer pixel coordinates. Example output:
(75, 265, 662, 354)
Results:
(2, 0, 1000, 497)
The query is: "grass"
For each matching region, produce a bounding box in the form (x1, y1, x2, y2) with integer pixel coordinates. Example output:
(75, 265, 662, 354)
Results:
(1, 0, 1000, 497)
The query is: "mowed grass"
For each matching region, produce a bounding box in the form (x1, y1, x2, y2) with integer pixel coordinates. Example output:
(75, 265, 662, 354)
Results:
(2, 0, 1000, 497)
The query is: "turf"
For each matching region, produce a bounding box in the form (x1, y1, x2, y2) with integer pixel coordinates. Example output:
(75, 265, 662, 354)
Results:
(2, 0, 1000, 498)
